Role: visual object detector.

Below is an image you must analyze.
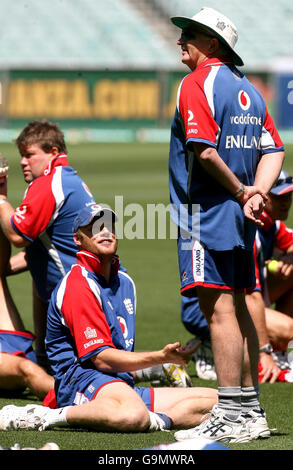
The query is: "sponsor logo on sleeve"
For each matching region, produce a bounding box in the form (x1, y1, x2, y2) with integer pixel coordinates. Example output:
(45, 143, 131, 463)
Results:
(117, 316, 128, 338)
(84, 326, 97, 339)
(82, 181, 94, 198)
(83, 338, 104, 349)
(83, 326, 105, 349)
(187, 109, 198, 135)
(14, 205, 27, 224)
(118, 316, 134, 349)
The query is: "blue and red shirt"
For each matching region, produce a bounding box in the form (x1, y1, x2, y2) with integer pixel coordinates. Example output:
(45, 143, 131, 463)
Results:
(11, 154, 95, 302)
(254, 211, 293, 291)
(46, 250, 137, 391)
(169, 58, 284, 251)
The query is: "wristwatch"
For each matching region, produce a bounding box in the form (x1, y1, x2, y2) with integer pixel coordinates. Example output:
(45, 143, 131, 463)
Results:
(234, 183, 245, 199)
(259, 344, 273, 354)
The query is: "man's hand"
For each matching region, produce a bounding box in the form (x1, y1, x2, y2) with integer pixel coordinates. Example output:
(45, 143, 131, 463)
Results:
(161, 341, 199, 365)
(242, 193, 266, 226)
(259, 352, 281, 384)
(266, 258, 293, 280)
(236, 185, 268, 207)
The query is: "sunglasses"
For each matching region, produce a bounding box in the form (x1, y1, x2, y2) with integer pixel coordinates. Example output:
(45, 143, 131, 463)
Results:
(180, 28, 214, 41)
(180, 29, 197, 40)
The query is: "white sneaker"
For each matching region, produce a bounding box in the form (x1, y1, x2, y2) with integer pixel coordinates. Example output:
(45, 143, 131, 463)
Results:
(242, 408, 271, 439)
(162, 363, 193, 387)
(174, 405, 252, 443)
(193, 340, 217, 380)
(272, 351, 291, 370)
(0, 404, 48, 430)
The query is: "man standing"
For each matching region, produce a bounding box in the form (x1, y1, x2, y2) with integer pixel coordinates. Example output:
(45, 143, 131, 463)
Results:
(182, 172, 293, 384)
(168, 7, 284, 442)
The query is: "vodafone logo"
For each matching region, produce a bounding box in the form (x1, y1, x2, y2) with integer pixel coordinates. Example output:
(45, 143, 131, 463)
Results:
(187, 110, 198, 126)
(238, 90, 251, 111)
(14, 205, 27, 224)
(118, 316, 128, 339)
(82, 181, 94, 198)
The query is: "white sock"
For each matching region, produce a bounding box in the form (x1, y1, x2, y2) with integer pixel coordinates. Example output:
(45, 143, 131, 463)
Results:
(46, 406, 71, 427)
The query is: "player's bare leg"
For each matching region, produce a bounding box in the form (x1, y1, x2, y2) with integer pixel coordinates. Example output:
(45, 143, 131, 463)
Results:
(197, 287, 244, 387)
(153, 386, 217, 429)
(235, 292, 259, 388)
(0, 353, 54, 399)
(17, 383, 217, 432)
(196, 288, 261, 420)
(65, 382, 150, 432)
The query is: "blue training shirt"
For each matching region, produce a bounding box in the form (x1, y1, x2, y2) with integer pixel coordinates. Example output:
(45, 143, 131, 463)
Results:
(169, 58, 284, 251)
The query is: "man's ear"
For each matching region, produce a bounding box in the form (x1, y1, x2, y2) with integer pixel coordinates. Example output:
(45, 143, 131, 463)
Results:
(50, 146, 60, 158)
(73, 231, 82, 247)
(208, 37, 219, 54)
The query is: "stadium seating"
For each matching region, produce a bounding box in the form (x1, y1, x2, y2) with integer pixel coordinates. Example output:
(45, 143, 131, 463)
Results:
(153, 0, 293, 71)
(0, 0, 178, 69)
(0, 0, 292, 71)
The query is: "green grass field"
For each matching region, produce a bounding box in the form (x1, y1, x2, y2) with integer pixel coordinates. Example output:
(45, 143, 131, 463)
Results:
(0, 141, 293, 452)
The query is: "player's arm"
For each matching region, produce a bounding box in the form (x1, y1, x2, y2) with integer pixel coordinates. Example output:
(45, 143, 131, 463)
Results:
(6, 250, 28, 276)
(0, 176, 29, 247)
(191, 142, 267, 205)
(245, 107, 285, 225)
(241, 151, 284, 226)
(0, 168, 57, 248)
(286, 244, 293, 253)
(0, 200, 29, 247)
(254, 151, 285, 195)
(192, 143, 243, 194)
(90, 342, 190, 373)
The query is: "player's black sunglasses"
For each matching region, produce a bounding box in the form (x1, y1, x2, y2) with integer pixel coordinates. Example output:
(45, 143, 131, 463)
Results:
(180, 28, 198, 40)
(180, 27, 215, 41)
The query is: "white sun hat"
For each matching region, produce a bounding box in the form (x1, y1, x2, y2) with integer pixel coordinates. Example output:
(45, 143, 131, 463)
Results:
(171, 7, 243, 66)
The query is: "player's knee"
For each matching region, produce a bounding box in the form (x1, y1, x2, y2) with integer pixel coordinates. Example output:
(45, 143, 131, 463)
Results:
(286, 318, 293, 342)
(18, 358, 37, 384)
(116, 404, 149, 432)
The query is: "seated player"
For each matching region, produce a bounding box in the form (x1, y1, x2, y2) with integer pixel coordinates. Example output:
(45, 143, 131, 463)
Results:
(0, 121, 96, 371)
(184, 171, 293, 384)
(0, 223, 54, 399)
(0, 205, 217, 433)
(246, 170, 293, 382)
